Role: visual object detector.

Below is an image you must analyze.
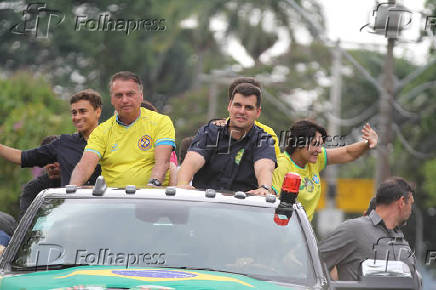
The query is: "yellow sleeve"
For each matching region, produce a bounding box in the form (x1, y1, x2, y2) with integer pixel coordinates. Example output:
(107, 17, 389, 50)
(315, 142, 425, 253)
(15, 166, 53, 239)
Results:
(255, 121, 280, 158)
(316, 147, 327, 172)
(154, 115, 176, 148)
(272, 153, 290, 195)
(84, 123, 107, 159)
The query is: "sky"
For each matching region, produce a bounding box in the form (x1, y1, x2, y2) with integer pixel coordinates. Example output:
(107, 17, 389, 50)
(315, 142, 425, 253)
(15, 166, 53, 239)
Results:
(322, 0, 431, 65)
(224, 0, 432, 67)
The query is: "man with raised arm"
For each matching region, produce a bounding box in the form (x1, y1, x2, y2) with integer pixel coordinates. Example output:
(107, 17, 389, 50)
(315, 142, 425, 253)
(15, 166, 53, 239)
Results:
(0, 89, 102, 186)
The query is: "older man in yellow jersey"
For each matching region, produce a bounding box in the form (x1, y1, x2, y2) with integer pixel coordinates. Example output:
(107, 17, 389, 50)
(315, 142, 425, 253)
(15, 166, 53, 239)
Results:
(70, 71, 175, 187)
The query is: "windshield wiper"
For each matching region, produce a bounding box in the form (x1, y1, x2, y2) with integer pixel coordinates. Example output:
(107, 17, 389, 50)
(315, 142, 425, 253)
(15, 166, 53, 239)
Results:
(11, 263, 90, 271)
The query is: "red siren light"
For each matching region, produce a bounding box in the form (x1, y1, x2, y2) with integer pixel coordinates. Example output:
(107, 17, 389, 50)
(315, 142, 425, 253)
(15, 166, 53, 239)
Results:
(280, 173, 301, 203)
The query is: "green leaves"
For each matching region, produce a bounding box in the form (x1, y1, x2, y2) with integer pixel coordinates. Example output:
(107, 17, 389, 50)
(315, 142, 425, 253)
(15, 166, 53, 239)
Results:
(0, 72, 72, 217)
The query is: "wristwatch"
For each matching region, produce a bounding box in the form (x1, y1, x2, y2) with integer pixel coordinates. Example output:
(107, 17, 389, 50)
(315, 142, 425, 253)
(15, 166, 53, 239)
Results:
(148, 178, 162, 186)
(260, 185, 271, 192)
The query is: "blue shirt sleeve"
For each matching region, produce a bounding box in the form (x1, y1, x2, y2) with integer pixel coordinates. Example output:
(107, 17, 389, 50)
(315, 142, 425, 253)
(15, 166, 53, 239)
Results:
(253, 131, 277, 167)
(21, 138, 59, 168)
(188, 124, 216, 161)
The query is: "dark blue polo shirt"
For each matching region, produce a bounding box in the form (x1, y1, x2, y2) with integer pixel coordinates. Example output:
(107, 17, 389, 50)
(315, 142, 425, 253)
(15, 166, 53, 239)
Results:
(189, 121, 276, 192)
(21, 133, 101, 186)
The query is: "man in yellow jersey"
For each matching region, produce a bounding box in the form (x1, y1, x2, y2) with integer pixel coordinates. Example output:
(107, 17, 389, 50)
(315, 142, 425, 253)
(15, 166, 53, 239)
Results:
(272, 120, 378, 221)
(70, 71, 175, 187)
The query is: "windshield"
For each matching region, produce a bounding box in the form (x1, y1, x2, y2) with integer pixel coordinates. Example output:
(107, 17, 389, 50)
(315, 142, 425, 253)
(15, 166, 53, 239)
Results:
(11, 198, 315, 285)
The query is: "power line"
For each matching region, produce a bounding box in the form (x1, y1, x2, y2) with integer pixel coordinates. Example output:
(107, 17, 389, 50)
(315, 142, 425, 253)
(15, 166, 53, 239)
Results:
(392, 123, 432, 158)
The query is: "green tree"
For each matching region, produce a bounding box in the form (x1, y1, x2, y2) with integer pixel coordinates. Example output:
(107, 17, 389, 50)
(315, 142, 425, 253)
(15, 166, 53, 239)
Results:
(0, 72, 72, 217)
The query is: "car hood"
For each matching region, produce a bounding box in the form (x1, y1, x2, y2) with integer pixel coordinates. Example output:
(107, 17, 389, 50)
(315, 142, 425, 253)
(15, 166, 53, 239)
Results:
(0, 265, 299, 289)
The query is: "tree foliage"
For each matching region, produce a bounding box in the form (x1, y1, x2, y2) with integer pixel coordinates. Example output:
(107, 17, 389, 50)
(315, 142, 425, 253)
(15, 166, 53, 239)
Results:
(0, 72, 72, 217)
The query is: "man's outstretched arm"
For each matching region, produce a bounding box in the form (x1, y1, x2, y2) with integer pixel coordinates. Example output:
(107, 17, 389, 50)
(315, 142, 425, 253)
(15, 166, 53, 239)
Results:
(69, 151, 100, 185)
(0, 144, 22, 164)
(177, 151, 205, 188)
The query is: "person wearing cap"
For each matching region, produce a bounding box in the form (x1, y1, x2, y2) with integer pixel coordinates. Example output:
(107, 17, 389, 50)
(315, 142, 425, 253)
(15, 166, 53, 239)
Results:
(177, 81, 276, 195)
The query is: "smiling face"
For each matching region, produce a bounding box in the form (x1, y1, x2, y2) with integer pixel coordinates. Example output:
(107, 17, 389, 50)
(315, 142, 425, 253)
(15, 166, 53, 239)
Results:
(296, 131, 324, 164)
(71, 99, 101, 138)
(110, 79, 143, 123)
(227, 93, 261, 131)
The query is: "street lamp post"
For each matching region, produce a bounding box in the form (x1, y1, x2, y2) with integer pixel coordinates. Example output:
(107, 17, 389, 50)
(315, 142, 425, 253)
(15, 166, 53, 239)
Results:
(371, 0, 411, 186)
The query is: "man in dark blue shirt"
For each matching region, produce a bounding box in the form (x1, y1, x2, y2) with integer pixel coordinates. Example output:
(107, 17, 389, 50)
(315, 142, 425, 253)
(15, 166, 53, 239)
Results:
(0, 89, 102, 186)
(177, 82, 276, 195)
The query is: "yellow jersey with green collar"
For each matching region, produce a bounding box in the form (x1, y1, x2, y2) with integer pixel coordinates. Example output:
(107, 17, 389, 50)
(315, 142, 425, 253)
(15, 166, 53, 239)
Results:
(85, 107, 175, 187)
(272, 147, 327, 221)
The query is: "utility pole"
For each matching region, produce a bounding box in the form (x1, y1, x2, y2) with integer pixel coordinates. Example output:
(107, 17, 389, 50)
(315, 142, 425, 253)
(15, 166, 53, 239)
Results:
(318, 41, 344, 238)
(208, 82, 218, 120)
(326, 40, 342, 209)
(376, 36, 394, 186)
(376, 0, 397, 187)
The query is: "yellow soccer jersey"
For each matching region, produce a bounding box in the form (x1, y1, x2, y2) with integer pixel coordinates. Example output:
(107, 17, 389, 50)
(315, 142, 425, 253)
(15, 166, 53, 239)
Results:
(272, 148, 327, 221)
(85, 107, 175, 187)
(255, 121, 281, 158)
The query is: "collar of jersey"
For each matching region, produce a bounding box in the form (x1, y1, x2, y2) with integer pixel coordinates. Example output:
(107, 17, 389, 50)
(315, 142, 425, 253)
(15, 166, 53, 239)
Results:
(116, 109, 142, 128)
(284, 151, 307, 170)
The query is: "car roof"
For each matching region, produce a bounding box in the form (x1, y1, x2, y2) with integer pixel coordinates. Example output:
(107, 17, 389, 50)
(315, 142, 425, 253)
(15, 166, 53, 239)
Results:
(41, 186, 280, 208)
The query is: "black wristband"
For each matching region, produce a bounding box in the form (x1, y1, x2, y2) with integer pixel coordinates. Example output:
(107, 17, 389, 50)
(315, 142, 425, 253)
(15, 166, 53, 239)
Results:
(148, 178, 162, 186)
(260, 185, 270, 192)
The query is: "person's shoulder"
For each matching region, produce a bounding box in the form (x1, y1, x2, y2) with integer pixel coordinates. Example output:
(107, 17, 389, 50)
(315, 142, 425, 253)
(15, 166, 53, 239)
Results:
(99, 114, 117, 127)
(92, 115, 117, 133)
(202, 120, 220, 135)
(59, 133, 80, 141)
(339, 215, 371, 232)
(254, 121, 277, 136)
(193, 121, 221, 141)
(252, 124, 275, 145)
(141, 108, 174, 125)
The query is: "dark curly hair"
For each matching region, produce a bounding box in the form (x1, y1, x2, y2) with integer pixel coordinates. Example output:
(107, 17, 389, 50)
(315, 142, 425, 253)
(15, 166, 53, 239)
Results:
(284, 120, 327, 156)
